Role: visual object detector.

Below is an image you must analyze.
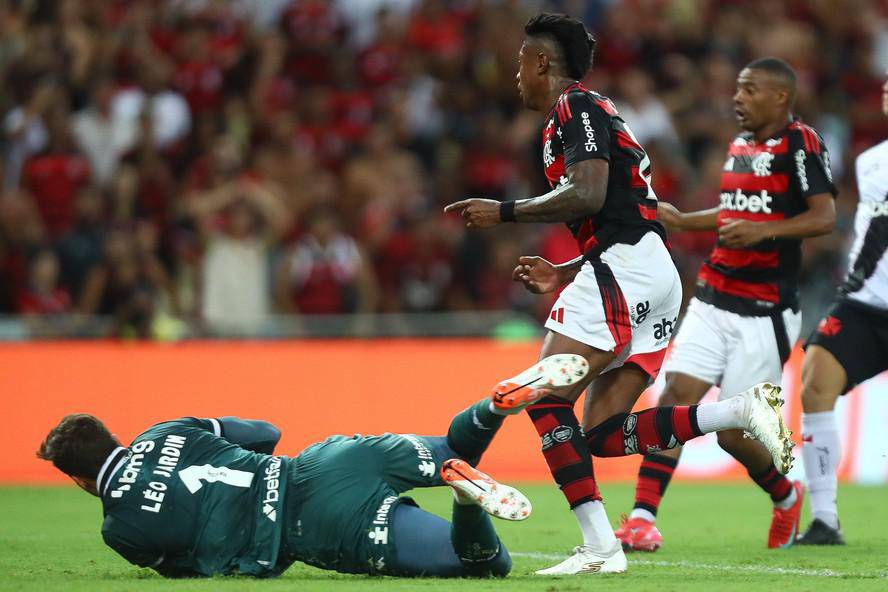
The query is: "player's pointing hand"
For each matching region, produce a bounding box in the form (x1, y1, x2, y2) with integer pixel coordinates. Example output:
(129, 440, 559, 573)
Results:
(444, 198, 503, 228)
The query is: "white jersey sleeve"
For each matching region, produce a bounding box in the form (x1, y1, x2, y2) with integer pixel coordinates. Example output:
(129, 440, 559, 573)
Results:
(841, 139, 888, 309)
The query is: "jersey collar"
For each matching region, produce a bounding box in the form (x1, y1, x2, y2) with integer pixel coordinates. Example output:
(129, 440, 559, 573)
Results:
(545, 81, 585, 119)
(96, 446, 129, 498)
(753, 116, 800, 145)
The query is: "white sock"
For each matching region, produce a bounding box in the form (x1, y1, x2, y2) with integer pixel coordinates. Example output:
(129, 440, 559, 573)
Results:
(629, 508, 656, 523)
(695, 395, 745, 433)
(802, 411, 840, 529)
(572, 500, 619, 553)
(774, 485, 797, 510)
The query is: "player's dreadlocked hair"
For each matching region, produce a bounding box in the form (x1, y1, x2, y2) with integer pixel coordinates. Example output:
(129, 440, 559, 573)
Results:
(37, 414, 119, 479)
(745, 57, 797, 105)
(525, 13, 596, 80)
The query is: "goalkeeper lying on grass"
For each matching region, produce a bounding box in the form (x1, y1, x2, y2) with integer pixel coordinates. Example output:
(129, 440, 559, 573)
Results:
(35, 356, 590, 578)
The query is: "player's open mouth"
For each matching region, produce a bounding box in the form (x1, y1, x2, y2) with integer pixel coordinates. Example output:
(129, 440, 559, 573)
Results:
(735, 108, 747, 121)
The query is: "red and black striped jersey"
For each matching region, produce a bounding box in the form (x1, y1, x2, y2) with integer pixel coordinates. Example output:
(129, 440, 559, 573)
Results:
(541, 82, 666, 259)
(696, 119, 838, 315)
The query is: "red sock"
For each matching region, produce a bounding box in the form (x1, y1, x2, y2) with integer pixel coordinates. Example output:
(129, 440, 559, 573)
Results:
(526, 395, 601, 508)
(585, 406, 703, 457)
(749, 465, 793, 502)
(633, 454, 678, 517)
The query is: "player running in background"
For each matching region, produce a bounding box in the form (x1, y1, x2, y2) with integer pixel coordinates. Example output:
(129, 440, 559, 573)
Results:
(616, 58, 836, 552)
(795, 74, 888, 545)
(445, 14, 794, 575)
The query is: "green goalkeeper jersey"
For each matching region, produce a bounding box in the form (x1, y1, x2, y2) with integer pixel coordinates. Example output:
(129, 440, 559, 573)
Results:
(98, 418, 289, 577)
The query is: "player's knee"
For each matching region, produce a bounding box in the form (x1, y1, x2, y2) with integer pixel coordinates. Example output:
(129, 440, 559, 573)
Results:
(800, 384, 835, 413)
(657, 384, 683, 406)
(716, 429, 745, 454)
(800, 372, 838, 412)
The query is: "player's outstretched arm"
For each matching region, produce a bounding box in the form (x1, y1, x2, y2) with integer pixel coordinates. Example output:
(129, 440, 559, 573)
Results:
(719, 193, 835, 248)
(443, 159, 608, 227)
(215, 417, 282, 454)
(509, 159, 608, 223)
(659, 202, 719, 232)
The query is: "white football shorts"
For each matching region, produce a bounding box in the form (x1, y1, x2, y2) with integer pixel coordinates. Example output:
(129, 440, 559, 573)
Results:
(544, 231, 682, 379)
(663, 297, 802, 400)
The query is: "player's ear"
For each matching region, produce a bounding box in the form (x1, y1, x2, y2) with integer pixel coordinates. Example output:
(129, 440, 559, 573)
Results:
(537, 51, 549, 75)
(772, 86, 785, 104)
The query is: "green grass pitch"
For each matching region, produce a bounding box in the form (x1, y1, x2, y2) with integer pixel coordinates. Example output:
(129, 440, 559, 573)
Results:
(1, 483, 885, 591)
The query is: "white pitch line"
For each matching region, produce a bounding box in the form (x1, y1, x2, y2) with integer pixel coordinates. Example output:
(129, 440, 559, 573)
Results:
(510, 552, 888, 579)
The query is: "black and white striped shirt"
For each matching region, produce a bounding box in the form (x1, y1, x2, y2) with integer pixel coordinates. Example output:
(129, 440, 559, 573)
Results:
(841, 139, 888, 310)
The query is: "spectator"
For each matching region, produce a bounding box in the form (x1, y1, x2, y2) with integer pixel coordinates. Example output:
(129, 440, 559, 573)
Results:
(16, 248, 70, 315)
(21, 104, 90, 239)
(0, 0, 882, 339)
(274, 208, 378, 315)
(72, 77, 138, 187)
(78, 223, 175, 339)
(3, 82, 51, 190)
(613, 68, 680, 150)
(376, 214, 454, 312)
(56, 187, 105, 310)
(112, 65, 192, 152)
(343, 122, 425, 250)
(189, 174, 291, 333)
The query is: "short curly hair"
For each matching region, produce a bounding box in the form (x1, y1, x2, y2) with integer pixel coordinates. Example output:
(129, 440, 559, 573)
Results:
(37, 414, 118, 479)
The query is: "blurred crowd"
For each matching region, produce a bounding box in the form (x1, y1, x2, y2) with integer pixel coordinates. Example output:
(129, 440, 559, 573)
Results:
(0, 0, 886, 338)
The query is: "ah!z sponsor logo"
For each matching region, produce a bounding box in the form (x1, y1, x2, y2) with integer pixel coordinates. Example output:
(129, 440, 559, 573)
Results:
(720, 189, 773, 214)
(653, 317, 677, 342)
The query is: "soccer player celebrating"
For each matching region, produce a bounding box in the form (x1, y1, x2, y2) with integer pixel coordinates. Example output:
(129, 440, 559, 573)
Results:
(445, 14, 794, 574)
(616, 58, 836, 552)
(795, 74, 888, 545)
